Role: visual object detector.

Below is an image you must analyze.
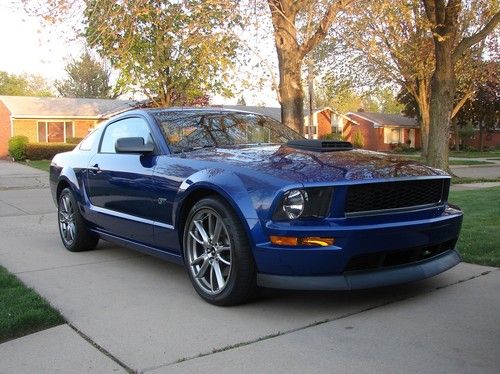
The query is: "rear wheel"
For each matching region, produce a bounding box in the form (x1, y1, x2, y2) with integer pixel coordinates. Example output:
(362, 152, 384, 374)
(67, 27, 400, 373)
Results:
(183, 197, 256, 305)
(58, 188, 99, 252)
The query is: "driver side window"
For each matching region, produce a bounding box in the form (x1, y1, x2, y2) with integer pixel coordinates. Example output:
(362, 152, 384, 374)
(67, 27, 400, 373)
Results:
(100, 117, 154, 154)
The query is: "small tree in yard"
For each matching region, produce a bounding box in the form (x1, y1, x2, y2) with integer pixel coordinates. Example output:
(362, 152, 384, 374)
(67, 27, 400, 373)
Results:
(352, 131, 364, 148)
(56, 52, 114, 99)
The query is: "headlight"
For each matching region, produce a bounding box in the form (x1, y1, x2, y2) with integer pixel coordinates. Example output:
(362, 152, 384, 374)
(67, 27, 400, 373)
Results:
(282, 189, 308, 219)
(273, 188, 333, 220)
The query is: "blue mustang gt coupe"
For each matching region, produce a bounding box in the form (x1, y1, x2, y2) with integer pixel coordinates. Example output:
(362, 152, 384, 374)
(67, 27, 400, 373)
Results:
(50, 108, 463, 305)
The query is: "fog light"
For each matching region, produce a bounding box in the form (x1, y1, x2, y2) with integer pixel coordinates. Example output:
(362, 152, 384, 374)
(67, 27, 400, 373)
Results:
(270, 236, 334, 247)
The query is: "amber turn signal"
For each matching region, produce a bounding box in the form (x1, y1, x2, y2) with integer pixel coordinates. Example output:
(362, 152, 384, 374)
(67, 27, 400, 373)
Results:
(270, 236, 334, 247)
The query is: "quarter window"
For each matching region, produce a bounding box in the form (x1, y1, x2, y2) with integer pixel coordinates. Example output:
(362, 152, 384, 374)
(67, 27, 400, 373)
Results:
(100, 117, 154, 154)
(79, 128, 99, 151)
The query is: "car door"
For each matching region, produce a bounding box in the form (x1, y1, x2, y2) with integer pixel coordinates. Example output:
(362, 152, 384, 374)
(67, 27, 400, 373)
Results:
(86, 116, 158, 246)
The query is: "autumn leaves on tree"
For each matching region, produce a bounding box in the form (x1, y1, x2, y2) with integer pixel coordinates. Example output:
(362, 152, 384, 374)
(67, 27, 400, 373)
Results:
(24, 0, 500, 168)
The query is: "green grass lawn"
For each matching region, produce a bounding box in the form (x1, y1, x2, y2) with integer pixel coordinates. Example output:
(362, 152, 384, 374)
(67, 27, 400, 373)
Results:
(20, 160, 51, 172)
(392, 154, 494, 166)
(448, 159, 494, 165)
(0, 265, 64, 343)
(451, 176, 500, 184)
(449, 150, 500, 158)
(449, 187, 500, 267)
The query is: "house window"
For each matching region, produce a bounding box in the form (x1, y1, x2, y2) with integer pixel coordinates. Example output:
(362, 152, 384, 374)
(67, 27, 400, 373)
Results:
(383, 127, 402, 144)
(37, 121, 74, 143)
(306, 126, 317, 135)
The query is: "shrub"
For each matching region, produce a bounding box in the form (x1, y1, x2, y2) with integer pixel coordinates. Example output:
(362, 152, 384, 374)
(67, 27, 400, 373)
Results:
(392, 142, 418, 153)
(320, 132, 345, 141)
(66, 137, 83, 144)
(25, 143, 76, 160)
(8, 136, 29, 161)
(352, 131, 364, 148)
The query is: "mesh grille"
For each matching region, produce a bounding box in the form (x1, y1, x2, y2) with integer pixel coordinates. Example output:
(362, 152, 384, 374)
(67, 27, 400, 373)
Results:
(344, 239, 456, 272)
(345, 179, 447, 214)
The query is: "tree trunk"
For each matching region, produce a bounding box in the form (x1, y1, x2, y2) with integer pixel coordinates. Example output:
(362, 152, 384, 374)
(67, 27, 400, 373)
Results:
(427, 41, 455, 171)
(416, 80, 430, 157)
(268, 1, 305, 134)
(277, 51, 304, 134)
(479, 119, 485, 152)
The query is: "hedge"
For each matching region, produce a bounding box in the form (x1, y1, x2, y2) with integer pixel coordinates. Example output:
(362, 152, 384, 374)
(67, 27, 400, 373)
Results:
(25, 143, 76, 160)
(8, 136, 29, 161)
(66, 137, 83, 144)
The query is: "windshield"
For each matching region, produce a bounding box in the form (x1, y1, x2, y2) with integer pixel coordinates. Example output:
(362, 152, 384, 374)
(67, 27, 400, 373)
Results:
(150, 110, 304, 153)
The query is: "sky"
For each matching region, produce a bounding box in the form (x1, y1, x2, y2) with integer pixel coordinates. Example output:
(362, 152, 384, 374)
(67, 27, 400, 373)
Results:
(0, 1, 83, 81)
(0, 0, 279, 106)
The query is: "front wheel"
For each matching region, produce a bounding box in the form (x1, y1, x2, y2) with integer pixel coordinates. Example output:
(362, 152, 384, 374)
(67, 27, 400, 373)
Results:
(183, 197, 256, 306)
(58, 188, 99, 252)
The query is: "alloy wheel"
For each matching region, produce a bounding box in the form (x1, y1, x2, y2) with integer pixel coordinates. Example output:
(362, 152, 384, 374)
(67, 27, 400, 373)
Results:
(186, 208, 232, 295)
(59, 193, 76, 246)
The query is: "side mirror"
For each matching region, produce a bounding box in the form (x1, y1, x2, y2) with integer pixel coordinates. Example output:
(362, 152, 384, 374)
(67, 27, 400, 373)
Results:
(115, 137, 155, 154)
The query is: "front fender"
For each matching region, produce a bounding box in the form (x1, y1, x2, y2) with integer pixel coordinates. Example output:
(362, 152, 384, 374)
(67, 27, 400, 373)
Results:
(174, 168, 267, 248)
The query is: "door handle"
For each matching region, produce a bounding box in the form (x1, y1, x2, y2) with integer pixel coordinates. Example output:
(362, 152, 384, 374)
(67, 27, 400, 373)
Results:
(88, 164, 101, 174)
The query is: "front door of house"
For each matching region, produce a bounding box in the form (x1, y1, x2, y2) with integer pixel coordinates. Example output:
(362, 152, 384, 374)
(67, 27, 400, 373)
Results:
(409, 129, 415, 148)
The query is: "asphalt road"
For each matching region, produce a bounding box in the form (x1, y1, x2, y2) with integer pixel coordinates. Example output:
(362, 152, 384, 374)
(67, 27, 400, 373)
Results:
(0, 160, 499, 373)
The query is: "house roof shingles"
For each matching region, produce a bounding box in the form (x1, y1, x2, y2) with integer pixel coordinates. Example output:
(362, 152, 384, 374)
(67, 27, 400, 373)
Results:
(348, 112, 418, 128)
(0, 96, 138, 119)
(218, 105, 282, 121)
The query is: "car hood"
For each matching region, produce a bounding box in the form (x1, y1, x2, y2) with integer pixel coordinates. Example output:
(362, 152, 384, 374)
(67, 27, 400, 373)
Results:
(185, 144, 447, 183)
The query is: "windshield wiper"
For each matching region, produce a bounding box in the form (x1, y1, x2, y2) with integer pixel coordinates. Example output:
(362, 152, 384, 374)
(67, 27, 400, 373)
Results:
(172, 144, 216, 154)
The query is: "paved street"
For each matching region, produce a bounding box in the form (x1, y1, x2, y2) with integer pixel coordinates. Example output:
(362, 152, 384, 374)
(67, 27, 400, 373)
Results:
(0, 160, 499, 373)
(450, 157, 500, 179)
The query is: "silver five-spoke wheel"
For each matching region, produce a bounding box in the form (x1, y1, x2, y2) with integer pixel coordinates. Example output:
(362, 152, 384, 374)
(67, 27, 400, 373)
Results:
(186, 208, 232, 295)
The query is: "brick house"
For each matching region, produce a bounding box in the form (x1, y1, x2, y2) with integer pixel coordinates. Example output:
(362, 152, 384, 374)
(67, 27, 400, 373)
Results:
(0, 96, 138, 158)
(343, 111, 421, 151)
(219, 105, 340, 139)
(450, 129, 500, 150)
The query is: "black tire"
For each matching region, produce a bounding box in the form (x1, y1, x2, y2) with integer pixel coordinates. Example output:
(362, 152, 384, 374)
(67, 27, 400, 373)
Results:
(58, 187, 99, 252)
(183, 196, 256, 306)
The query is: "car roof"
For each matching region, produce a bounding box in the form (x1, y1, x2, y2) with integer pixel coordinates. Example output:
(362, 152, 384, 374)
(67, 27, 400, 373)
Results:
(144, 107, 277, 118)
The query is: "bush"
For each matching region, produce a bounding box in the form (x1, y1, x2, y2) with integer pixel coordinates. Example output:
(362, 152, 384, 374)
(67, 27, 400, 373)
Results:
(8, 136, 29, 161)
(66, 137, 83, 144)
(352, 131, 364, 148)
(392, 142, 418, 153)
(25, 143, 76, 160)
(320, 132, 345, 141)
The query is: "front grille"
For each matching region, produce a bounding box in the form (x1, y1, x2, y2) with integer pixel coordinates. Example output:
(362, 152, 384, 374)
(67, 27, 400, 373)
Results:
(345, 179, 448, 214)
(344, 239, 456, 272)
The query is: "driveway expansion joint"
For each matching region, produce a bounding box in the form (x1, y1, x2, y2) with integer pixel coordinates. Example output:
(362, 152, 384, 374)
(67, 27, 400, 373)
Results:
(67, 323, 136, 373)
(13, 254, 147, 275)
(141, 266, 498, 373)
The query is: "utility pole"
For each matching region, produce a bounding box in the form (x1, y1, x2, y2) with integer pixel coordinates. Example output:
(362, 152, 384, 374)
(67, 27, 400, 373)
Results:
(307, 57, 314, 140)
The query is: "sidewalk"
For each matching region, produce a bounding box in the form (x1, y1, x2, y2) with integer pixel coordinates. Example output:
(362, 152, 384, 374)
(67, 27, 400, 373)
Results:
(1, 160, 499, 373)
(0, 325, 124, 373)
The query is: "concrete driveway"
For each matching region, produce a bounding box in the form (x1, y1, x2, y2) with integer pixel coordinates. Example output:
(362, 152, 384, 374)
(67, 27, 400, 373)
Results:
(0, 160, 499, 373)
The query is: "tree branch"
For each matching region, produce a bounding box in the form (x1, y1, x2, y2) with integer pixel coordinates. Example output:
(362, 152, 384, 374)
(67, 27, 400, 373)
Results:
(453, 11, 500, 62)
(451, 89, 474, 119)
(299, 0, 352, 59)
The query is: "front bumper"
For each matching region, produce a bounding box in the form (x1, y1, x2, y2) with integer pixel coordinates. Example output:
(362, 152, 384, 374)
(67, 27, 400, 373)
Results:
(253, 205, 463, 279)
(257, 249, 461, 290)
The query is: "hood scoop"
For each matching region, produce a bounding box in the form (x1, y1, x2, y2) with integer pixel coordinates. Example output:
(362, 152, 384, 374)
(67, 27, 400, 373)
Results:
(286, 139, 353, 152)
